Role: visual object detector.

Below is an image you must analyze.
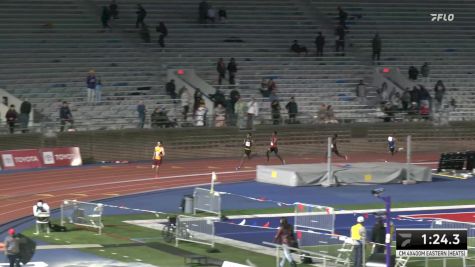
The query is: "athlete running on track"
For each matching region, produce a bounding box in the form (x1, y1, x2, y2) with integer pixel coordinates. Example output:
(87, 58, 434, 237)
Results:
(330, 134, 348, 160)
(152, 141, 165, 177)
(266, 131, 285, 164)
(236, 133, 253, 170)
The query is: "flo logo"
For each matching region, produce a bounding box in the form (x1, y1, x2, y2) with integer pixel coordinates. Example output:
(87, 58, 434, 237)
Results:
(430, 13, 455, 22)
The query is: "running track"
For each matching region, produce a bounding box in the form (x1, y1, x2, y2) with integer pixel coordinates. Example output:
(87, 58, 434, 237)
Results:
(0, 152, 439, 226)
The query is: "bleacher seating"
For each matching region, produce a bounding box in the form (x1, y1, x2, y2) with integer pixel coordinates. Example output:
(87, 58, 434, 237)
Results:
(1, 0, 474, 131)
(311, 0, 475, 121)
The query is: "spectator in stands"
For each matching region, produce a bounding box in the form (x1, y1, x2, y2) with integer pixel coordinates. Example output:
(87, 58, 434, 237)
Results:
(337, 6, 348, 28)
(218, 8, 227, 23)
(139, 24, 151, 43)
(317, 104, 327, 123)
(315, 32, 325, 57)
(269, 89, 279, 103)
(335, 24, 345, 56)
(271, 98, 281, 125)
(235, 96, 247, 129)
(86, 70, 97, 104)
(401, 88, 411, 110)
(227, 58, 238, 85)
(355, 80, 367, 104)
(199, 0, 209, 24)
(156, 22, 168, 48)
(214, 104, 226, 127)
(449, 98, 456, 111)
(95, 78, 102, 103)
(285, 97, 298, 124)
(391, 92, 403, 110)
(59, 101, 74, 132)
(421, 62, 430, 83)
(420, 101, 430, 120)
(259, 78, 270, 97)
(101, 6, 111, 29)
(217, 58, 226, 85)
(372, 33, 382, 63)
(410, 86, 420, 106)
(418, 85, 431, 111)
(229, 89, 240, 125)
(109, 0, 119, 19)
(193, 90, 203, 115)
(380, 82, 390, 103)
(135, 4, 147, 28)
(194, 100, 208, 126)
(150, 107, 161, 128)
(325, 105, 338, 123)
(434, 80, 446, 112)
(382, 102, 394, 122)
(179, 86, 192, 122)
(165, 79, 177, 103)
(137, 101, 146, 128)
(151, 107, 175, 128)
(408, 65, 419, 80)
(207, 5, 216, 23)
(210, 89, 226, 107)
(247, 97, 258, 130)
(5, 105, 17, 134)
(267, 78, 277, 93)
(290, 40, 308, 56)
(4, 228, 21, 267)
(19, 99, 31, 133)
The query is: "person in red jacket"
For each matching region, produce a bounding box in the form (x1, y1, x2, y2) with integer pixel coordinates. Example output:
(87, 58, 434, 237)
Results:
(267, 131, 285, 164)
(5, 105, 18, 134)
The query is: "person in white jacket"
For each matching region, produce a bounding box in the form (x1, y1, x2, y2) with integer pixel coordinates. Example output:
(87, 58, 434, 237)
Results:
(33, 200, 50, 234)
(246, 98, 259, 130)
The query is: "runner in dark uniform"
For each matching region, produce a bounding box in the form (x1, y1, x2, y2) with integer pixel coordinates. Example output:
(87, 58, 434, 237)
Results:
(387, 135, 397, 156)
(236, 133, 253, 170)
(266, 131, 285, 164)
(330, 134, 348, 160)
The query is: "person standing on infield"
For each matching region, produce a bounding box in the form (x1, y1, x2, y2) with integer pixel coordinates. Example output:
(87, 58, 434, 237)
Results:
(152, 141, 165, 177)
(351, 216, 366, 267)
(236, 133, 253, 170)
(267, 131, 285, 164)
(330, 133, 348, 160)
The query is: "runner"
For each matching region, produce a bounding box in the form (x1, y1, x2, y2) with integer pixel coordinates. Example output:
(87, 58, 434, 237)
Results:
(152, 141, 165, 177)
(266, 131, 285, 164)
(387, 135, 397, 156)
(330, 134, 348, 160)
(236, 133, 253, 170)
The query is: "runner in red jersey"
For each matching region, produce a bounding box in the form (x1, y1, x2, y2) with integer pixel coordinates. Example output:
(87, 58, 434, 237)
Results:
(266, 131, 285, 164)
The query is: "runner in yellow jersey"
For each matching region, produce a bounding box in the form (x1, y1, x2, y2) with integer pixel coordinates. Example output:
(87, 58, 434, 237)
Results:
(152, 141, 165, 177)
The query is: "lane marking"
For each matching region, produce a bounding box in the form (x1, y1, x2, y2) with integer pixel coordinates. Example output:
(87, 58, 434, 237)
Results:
(171, 166, 184, 169)
(207, 166, 220, 169)
(69, 193, 88, 197)
(36, 194, 55, 197)
(103, 193, 120, 196)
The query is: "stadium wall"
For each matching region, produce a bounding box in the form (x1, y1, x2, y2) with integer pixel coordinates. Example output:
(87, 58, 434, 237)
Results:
(0, 122, 474, 162)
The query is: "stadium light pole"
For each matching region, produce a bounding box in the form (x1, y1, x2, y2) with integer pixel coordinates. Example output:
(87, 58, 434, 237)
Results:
(373, 188, 392, 267)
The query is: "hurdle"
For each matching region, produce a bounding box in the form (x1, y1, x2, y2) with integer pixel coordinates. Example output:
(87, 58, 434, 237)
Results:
(60, 200, 104, 234)
(193, 187, 222, 218)
(175, 214, 217, 248)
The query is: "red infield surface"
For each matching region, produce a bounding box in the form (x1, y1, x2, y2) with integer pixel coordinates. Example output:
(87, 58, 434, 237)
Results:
(0, 151, 438, 225)
(407, 212, 475, 224)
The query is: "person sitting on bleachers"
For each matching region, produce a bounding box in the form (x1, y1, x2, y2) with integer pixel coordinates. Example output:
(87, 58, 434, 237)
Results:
(420, 102, 430, 120)
(194, 101, 208, 127)
(207, 5, 216, 23)
(290, 40, 308, 56)
(214, 104, 226, 127)
(408, 66, 419, 80)
(317, 104, 327, 123)
(151, 107, 176, 128)
(218, 9, 227, 23)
